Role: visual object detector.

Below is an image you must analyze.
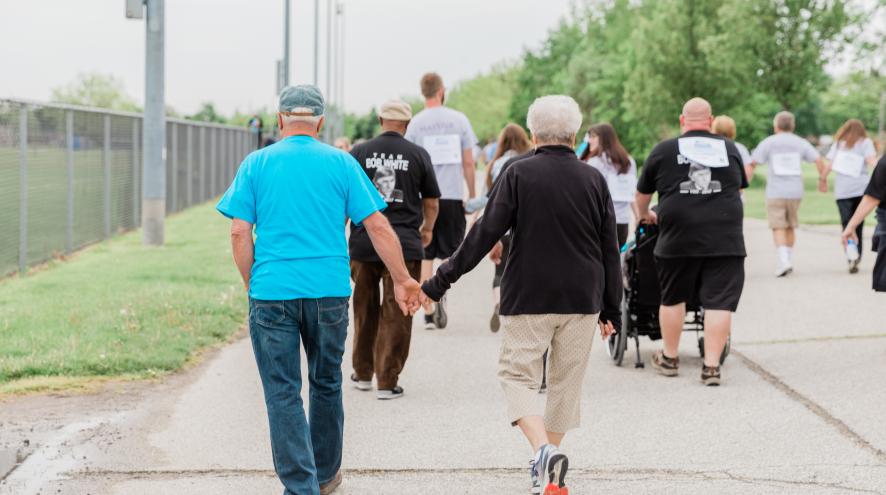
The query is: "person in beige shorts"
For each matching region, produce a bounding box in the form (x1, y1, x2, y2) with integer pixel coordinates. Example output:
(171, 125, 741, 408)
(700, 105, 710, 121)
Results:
(767, 198, 802, 230)
(748, 111, 826, 277)
(421, 95, 622, 495)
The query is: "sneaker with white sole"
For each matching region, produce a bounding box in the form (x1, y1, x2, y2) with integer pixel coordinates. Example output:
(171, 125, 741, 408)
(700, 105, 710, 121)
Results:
(350, 373, 372, 391)
(423, 313, 435, 330)
(534, 444, 569, 495)
(376, 386, 404, 400)
(650, 350, 679, 377)
(432, 295, 448, 329)
(775, 263, 793, 277)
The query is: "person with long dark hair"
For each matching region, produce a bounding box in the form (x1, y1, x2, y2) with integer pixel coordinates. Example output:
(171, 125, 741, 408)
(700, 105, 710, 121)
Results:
(824, 119, 879, 273)
(580, 123, 637, 247)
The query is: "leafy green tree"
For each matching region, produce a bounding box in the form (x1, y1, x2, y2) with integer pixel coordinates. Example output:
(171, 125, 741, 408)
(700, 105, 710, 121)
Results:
(188, 102, 227, 123)
(51, 72, 140, 112)
(820, 71, 886, 137)
(508, 20, 584, 126)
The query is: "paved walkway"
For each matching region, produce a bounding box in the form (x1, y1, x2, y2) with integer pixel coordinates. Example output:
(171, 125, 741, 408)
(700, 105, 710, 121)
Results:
(1, 219, 885, 494)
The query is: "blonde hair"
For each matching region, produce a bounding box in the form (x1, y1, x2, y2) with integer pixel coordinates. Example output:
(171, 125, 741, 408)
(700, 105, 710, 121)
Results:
(834, 119, 868, 148)
(712, 115, 737, 140)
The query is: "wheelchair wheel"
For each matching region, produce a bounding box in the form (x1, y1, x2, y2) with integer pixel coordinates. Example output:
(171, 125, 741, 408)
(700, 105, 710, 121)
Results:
(698, 336, 730, 365)
(609, 298, 629, 366)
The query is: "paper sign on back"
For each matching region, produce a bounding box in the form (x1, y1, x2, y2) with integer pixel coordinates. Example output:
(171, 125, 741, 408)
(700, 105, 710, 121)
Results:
(831, 150, 864, 178)
(771, 152, 802, 176)
(423, 134, 462, 165)
(678, 137, 729, 168)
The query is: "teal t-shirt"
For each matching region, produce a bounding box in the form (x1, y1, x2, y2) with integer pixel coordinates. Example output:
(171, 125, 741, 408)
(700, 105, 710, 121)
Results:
(217, 135, 386, 300)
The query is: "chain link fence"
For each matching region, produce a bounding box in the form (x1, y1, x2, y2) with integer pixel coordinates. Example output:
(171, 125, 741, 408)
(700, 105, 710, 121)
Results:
(0, 98, 255, 277)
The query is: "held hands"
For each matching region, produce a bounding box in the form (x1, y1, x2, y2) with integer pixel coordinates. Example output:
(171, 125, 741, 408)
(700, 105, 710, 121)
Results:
(393, 278, 422, 316)
(598, 320, 616, 341)
(488, 241, 504, 265)
(818, 176, 828, 193)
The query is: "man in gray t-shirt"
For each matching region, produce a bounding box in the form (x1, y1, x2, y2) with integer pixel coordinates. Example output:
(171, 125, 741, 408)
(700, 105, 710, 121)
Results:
(748, 111, 826, 277)
(405, 72, 478, 330)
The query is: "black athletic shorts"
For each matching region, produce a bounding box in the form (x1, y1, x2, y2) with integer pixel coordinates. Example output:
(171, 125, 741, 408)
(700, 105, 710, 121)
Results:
(655, 256, 745, 311)
(492, 233, 512, 288)
(423, 199, 467, 260)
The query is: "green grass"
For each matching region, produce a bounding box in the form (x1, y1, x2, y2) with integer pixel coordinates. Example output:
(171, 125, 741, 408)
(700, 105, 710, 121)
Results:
(0, 203, 246, 389)
(743, 164, 842, 225)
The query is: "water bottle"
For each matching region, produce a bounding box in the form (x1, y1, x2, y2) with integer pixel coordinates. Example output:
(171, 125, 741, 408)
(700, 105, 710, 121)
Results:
(846, 239, 860, 262)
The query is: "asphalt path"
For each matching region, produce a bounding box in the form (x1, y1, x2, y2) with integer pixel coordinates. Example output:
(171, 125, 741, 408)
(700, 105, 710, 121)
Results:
(1, 218, 885, 494)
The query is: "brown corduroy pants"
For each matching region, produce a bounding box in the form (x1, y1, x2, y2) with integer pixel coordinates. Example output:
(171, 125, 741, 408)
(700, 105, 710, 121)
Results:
(350, 260, 421, 390)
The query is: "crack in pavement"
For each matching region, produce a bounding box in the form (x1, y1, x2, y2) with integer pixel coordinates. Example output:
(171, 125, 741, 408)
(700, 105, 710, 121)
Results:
(735, 333, 886, 346)
(733, 349, 886, 466)
(64, 466, 881, 493)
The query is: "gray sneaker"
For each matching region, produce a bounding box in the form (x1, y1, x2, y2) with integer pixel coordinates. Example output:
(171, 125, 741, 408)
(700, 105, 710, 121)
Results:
(432, 295, 448, 329)
(534, 444, 569, 494)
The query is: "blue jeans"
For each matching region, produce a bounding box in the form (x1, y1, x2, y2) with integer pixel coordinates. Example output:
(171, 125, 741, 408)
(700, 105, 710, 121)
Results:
(248, 297, 349, 495)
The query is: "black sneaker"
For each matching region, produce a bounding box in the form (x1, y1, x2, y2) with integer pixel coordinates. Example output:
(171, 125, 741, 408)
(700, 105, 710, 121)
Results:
(432, 295, 448, 329)
(849, 259, 860, 274)
(377, 386, 404, 400)
(490, 303, 501, 332)
(650, 350, 679, 376)
(423, 313, 435, 330)
(701, 365, 721, 386)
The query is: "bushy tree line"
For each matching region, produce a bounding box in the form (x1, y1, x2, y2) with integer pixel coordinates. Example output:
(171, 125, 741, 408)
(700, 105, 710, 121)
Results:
(507, 0, 885, 161)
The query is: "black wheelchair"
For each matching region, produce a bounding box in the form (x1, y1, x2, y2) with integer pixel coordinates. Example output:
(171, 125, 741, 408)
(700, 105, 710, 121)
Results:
(608, 223, 730, 368)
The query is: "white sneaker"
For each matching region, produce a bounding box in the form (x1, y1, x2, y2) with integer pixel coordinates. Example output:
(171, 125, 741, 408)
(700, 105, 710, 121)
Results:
(350, 373, 372, 391)
(376, 386, 404, 400)
(775, 263, 793, 277)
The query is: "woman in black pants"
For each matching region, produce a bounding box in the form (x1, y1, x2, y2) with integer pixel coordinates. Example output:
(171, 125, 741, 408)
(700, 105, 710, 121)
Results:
(825, 119, 878, 273)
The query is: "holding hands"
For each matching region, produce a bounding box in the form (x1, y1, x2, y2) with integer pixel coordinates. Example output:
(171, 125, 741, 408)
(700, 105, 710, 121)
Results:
(393, 278, 423, 316)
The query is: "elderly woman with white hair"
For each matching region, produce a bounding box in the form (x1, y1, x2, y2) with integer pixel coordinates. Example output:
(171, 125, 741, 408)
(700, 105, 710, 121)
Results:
(421, 95, 622, 495)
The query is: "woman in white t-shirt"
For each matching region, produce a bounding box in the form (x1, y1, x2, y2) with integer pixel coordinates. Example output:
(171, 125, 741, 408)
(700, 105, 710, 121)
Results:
(580, 123, 637, 247)
(825, 119, 879, 273)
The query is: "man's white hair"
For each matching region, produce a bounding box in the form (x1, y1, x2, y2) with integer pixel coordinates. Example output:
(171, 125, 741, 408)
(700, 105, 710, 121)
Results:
(280, 114, 322, 127)
(526, 95, 582, 145)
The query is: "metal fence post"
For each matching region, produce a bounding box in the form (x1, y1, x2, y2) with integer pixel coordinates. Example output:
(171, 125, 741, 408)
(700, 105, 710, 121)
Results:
(66, 111, 74, 255)
(170, 121, 178, 213)
(200, 126, 207, 202)
(18, 104, 28, 274)
(186, 124, 193, 207)
(210, 127, 217, 197)
(132, 119, 140, 227)
(103, 114, 111, 238)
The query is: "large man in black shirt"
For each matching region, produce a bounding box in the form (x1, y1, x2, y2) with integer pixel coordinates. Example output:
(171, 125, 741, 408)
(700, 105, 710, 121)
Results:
(635, 97, 748, 386)
(349, 100, 440, 400)
(421, 95, 621, 494)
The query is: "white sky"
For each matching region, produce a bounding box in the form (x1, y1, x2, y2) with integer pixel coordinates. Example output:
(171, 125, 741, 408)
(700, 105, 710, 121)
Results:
(0, 0, 576, 116)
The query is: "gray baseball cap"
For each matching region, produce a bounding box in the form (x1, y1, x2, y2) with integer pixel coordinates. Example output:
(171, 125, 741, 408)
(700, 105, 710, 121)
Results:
(278, 85, 325, 116)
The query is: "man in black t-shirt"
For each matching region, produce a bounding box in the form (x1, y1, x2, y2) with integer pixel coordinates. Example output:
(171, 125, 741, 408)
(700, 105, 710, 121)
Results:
(636, 97, 748, 386)
(841, 154, 886, 292)
(348, 100, 441, 399)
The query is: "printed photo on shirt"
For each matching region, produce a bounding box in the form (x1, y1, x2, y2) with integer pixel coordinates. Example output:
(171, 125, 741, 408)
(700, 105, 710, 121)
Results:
(372, 166, 404, 203)
(680, 163, 722, 195)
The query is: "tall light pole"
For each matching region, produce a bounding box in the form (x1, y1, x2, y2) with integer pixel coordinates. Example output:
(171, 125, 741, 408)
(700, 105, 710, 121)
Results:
(283, 0, 290, 87)
(337, 2, 345, 136)
(140, 0, 166, 246)
(313, 0, 320, 86)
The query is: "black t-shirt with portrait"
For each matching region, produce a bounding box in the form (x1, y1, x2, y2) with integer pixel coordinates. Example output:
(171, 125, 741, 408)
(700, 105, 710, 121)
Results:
(637, 130, 748, 258)
(349, 131, 441, 262)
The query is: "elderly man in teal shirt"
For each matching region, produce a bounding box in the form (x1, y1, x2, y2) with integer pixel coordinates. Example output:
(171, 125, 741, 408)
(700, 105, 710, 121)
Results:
(217, 85, 421, 495)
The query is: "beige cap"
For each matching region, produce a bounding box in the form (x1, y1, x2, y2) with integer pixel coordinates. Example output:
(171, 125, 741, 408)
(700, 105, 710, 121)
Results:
(378, 99, 412, 121)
